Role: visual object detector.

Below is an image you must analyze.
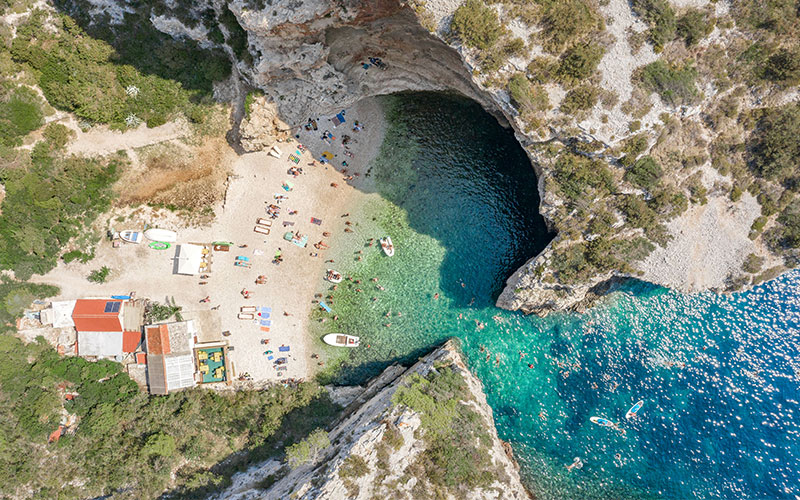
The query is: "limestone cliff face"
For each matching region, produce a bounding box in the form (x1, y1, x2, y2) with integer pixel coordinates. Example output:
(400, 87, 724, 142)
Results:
(145, 0, 796, 315)
(217, 339, 530, 500)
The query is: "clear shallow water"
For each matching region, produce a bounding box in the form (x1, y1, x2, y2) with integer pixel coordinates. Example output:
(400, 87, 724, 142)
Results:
(315, 93, 800, 499)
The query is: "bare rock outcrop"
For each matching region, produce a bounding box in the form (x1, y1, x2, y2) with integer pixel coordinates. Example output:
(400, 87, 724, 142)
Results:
(238, 96, 292, 152)
(218, 339, 530, 500)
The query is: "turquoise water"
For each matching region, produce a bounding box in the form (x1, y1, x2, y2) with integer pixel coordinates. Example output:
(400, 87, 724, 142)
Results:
(316, 92, 800, 499)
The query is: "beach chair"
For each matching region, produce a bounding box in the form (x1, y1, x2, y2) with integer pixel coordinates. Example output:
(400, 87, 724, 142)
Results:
(256, 218, 273, 227)
(254, 226, 270, 235)
(234, 261, 252, 268)
(240, 306, 257, 312)
(237, 313, 254, 320)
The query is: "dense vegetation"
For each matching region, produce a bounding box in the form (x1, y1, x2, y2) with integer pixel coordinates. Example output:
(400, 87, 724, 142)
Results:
(748, 104, 800, 185)
(392, 362, 498, 493)
(552, 152, 615, 203)
(8, 6, 229, 128)
(0, 136, 120, 279)
(0, 277, 340, 499)
(0, 83, 44, 147)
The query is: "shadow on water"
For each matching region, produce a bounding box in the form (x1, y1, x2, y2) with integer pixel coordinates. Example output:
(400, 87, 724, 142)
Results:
(359, 91, 552, 306)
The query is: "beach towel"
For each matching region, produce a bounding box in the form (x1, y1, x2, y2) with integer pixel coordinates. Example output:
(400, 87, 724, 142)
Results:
(283, 221, 295, 227)
(261, 307, 272, 313)
(336, 112, 346, 124)
(267, 355, 274, 360)
(260, 326, 270, 332)
(260, 319, 272, 326)
(258, 311, 270, 319)
(236, 256, 249, 261)
(310, 217, 322, 225)
(279, 346, 290, 352)
(322, 151, 334, 160)
(253, 249, 264, 256)
(332, 115, 342, 127)
(319, 301, 332, 313)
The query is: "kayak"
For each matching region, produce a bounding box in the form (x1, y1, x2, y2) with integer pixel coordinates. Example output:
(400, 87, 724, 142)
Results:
(322, 333, 360, 347)
(144, 228, 177, 242)
(625, 400, 644, 420)
(380, 236, 394, 257)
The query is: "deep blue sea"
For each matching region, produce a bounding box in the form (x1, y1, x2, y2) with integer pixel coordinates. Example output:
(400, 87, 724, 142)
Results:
(315, 92, 800, 499)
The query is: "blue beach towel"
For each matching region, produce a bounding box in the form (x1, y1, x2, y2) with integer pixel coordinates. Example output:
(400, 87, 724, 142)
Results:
(267, 355, 274, 360)
(261, 307, 272, 314)
(260, 319, 272, 327)
(319, 301, 332, 313)
(279, 346, 290, 352)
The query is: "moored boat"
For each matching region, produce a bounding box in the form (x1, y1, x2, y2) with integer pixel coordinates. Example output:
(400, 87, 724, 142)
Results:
(325, 269, 343, 283)
(380, 236, 394, 257)
(322, 333, 360, 347)
(144, 228, 177, 242)
(119, 230, 143, 243)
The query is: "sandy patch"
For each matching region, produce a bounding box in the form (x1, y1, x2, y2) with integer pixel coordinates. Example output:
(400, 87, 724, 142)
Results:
(31, 98, 387, 386)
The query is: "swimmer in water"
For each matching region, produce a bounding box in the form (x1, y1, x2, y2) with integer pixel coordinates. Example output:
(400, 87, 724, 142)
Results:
(519, 351, 527, 359)
(433, 293, 439, 299)
(566, 457, 583, 471)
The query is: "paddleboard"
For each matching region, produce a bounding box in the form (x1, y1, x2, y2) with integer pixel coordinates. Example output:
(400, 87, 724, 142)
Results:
(590, 416, 616, 427)
(625, 400, 644, 419)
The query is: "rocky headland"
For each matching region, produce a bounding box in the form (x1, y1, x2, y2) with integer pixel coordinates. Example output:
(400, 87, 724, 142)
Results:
(217, 339, 530, 499)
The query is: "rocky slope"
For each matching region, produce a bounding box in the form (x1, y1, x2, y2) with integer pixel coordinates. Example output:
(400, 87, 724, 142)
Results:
(217, 339, 530, 500)
(139, 0, 798, 314)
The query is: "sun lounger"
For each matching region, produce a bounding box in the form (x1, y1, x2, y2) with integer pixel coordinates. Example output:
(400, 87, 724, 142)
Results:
(234, 261, 251, 268)
(254, 226, 270, 235)
(279, 346, 290, 352)
(256, 218, 273, 227)
(238, 313, 254, 320)
(241, 306, 257, 312)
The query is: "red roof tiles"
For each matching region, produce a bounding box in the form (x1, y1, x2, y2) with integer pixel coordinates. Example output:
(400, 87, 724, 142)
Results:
(72, 299, 123, 332)
(145, 325, 171, 355)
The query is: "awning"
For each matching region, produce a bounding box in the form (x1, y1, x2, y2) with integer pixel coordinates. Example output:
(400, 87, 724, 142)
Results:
(175, 244, 204, 275)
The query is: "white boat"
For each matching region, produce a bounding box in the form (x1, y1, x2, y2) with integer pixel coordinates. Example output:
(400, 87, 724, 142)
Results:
(325, 269, 343, 283)
(144, 228, 177, 242)
(322, 333, 360, 348)
(380, 236, 394, 257)
(119, 230, 143, 244)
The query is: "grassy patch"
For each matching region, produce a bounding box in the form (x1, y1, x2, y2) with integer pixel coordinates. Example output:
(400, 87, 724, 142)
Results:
(560, 84, 600, 114)
(537, 0, 604, 55)
(0, 84, 44, 147)
(557, 42, 605, 84)
(552, 152, 615, 203)
(631, 0, 676, 52)
(508, 73, 550, 115)
(624, 155, 663, 190)
(748, 103, 800, 184)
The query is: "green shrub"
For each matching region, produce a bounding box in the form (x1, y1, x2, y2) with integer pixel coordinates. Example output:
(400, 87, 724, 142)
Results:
(751, 215, 768, 234)
(339, 455, 370, 479)
(42, 123, 74, 150)
(219, 6, 251, 63)
(677, 9, 714, 46)
(631, 0, 677, 51)
(684, 171, 708, 204)
(777, 201, 800, 248)
(560, 84, 600, 114)
(731, 0, 800, 37)
(730, 185, 743, 201)
(619, 133, 649, 166)
(526, 56, 559, 83)
(508, 73, 550, 114)
(285, 428, 330, 469)
(538, 0, 603, 54)
(637, 60, 698, 106)
(624, 155, 663, 190)
(479, 37, 526, 73)
(552, 152, 615, 202)
(764, 47, 800, 85)
(557, 42, 605, 83)
(749, 104, 800, 183)
(619, 194, 659, 229)
(742, 253, 764, 273)
(0, 85, 44, 146)
(450, 0, 504, 50)
(650, 185, 688, 218)
(87, 265, 110, 283)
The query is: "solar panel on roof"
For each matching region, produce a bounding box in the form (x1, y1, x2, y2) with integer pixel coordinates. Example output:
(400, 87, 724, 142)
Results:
(104, 301, 120, 313)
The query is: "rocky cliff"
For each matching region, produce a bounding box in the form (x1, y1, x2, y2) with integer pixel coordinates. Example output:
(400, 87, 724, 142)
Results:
(139, 0, 798, 314)
(216, 339, 530, 499)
